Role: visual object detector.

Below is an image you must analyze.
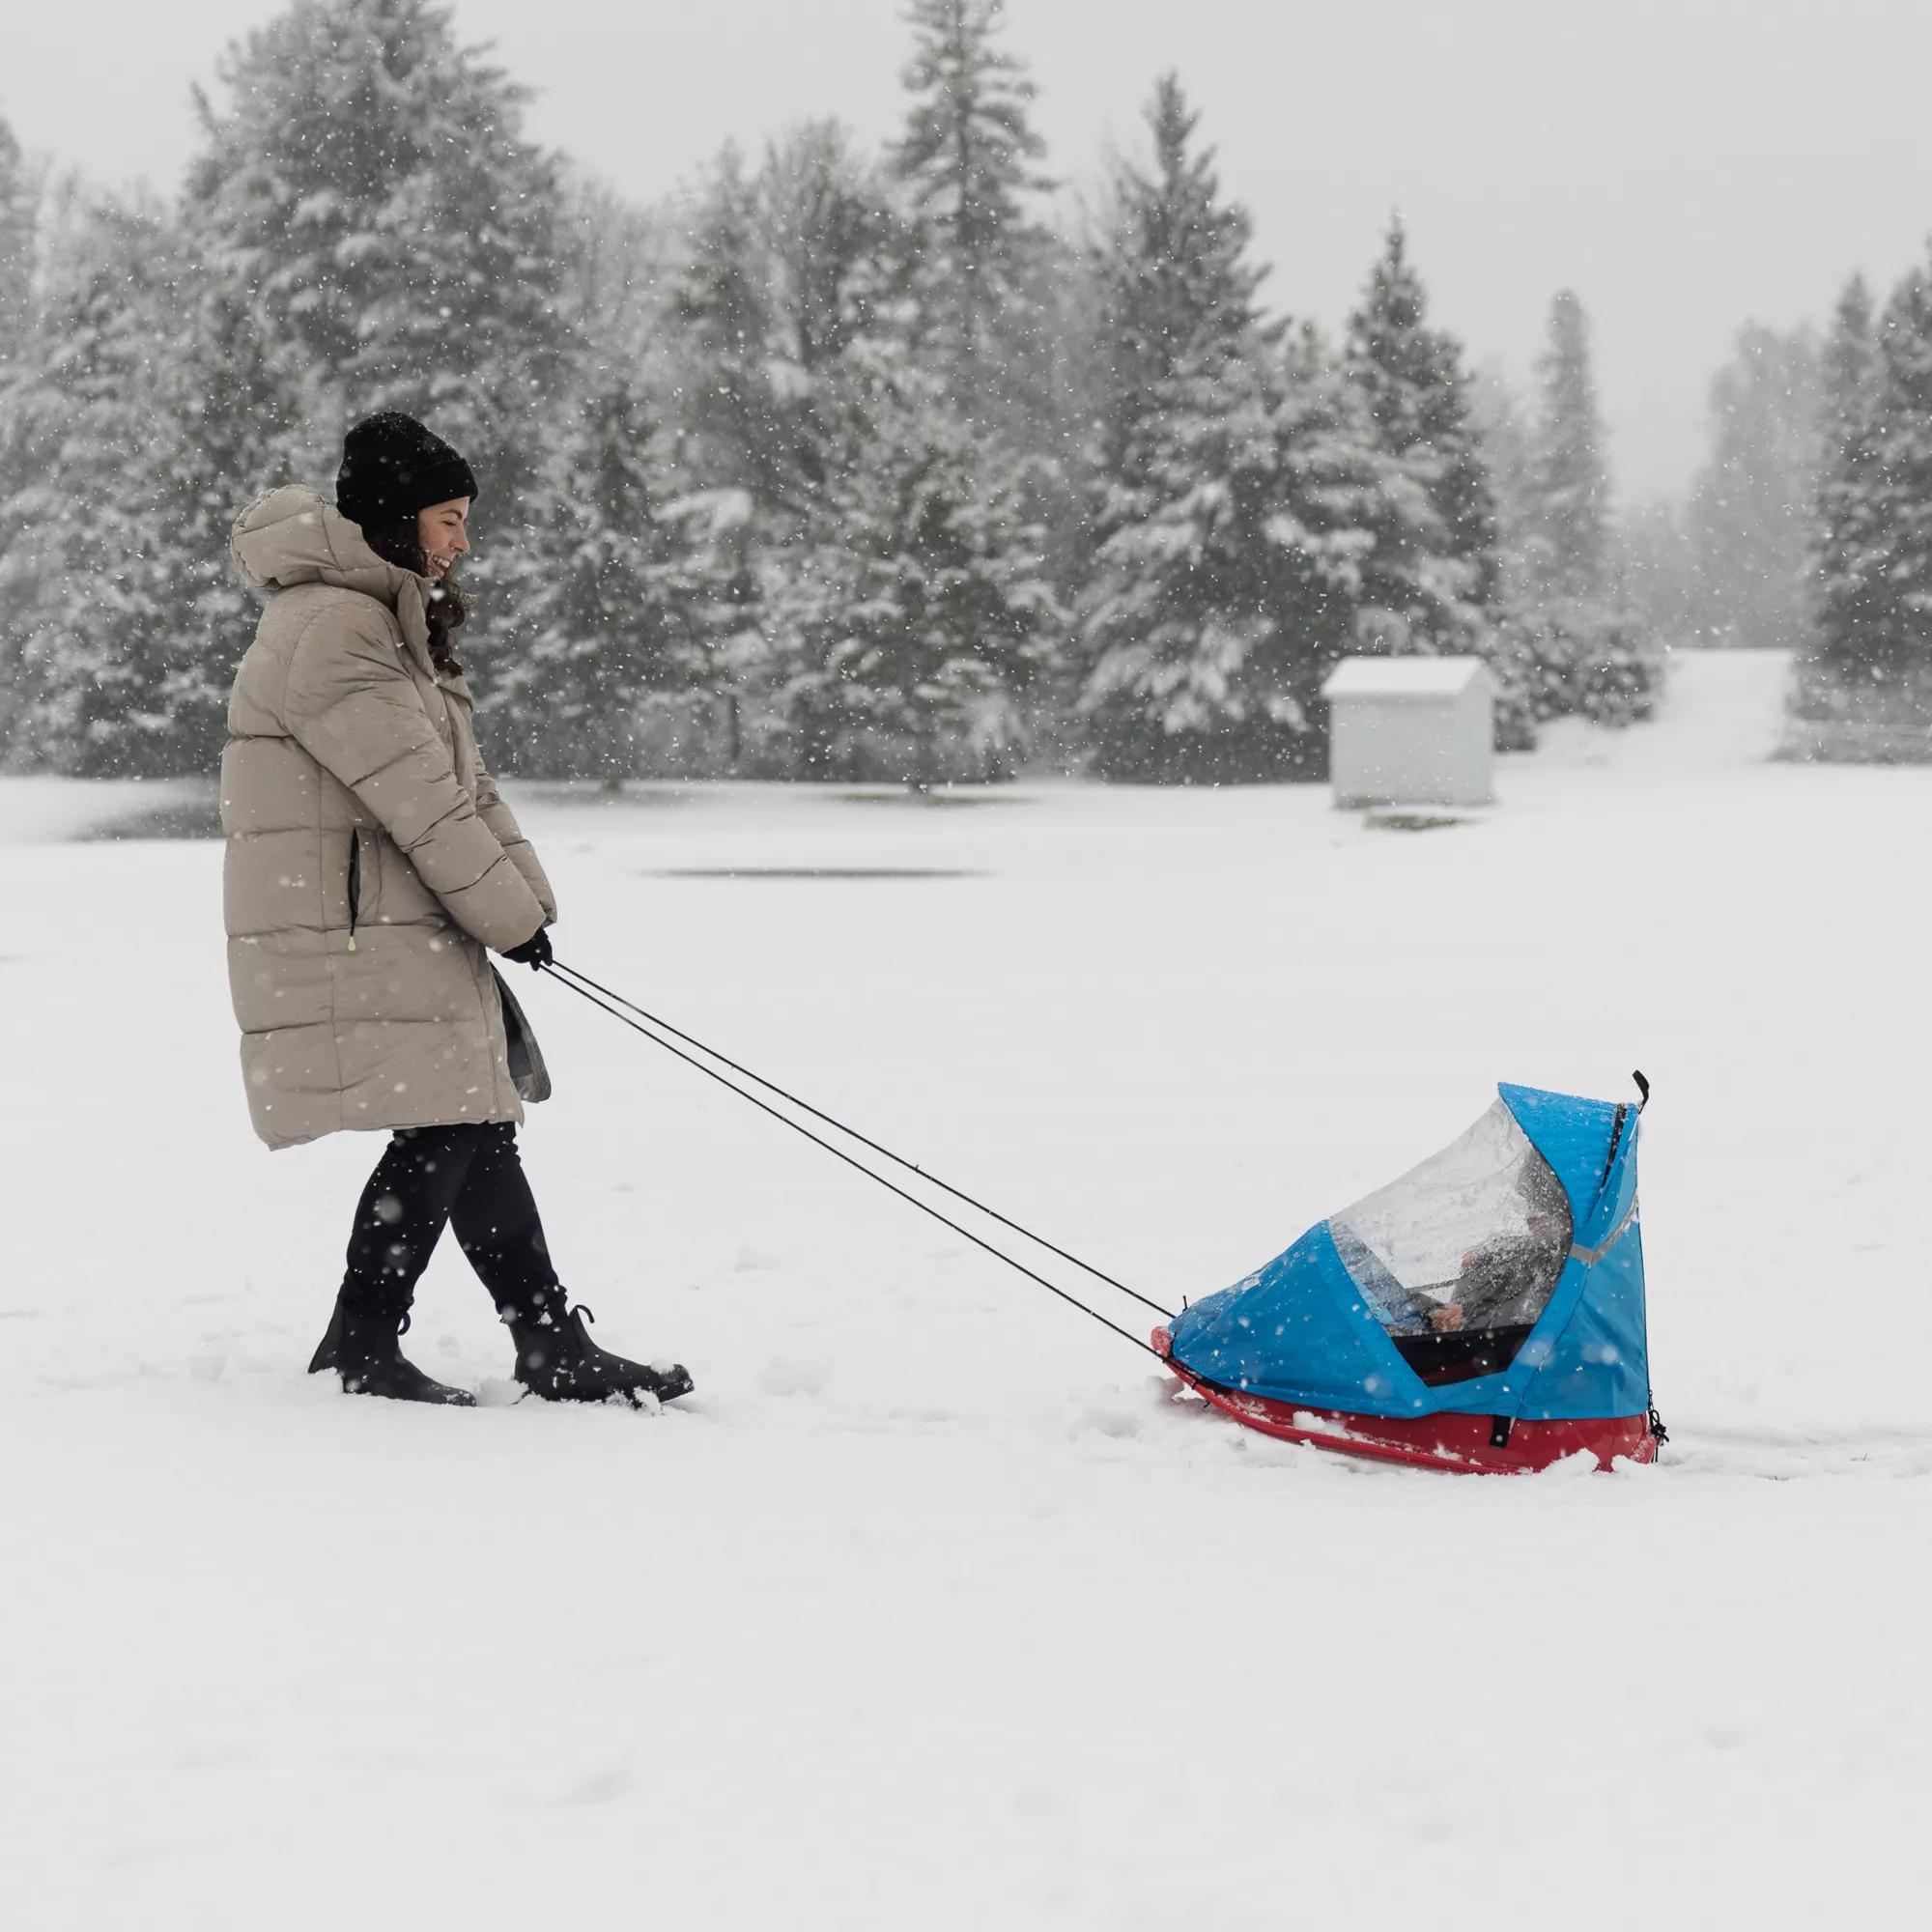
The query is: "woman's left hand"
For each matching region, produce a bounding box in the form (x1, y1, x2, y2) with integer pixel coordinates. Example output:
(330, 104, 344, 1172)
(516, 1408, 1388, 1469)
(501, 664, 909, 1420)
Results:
(503, 927, 554, 970)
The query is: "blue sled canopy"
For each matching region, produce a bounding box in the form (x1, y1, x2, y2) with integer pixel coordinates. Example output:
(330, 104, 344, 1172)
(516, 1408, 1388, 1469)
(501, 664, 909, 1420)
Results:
(1167, 1084, 1649, 1423)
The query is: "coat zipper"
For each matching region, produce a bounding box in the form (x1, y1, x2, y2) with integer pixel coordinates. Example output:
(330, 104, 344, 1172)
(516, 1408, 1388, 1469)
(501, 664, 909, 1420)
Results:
(347, 832, 361, 952)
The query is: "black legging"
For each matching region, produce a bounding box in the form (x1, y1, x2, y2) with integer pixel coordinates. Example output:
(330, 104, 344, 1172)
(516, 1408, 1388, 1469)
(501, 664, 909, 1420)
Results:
(342, 1122, 561, 1326)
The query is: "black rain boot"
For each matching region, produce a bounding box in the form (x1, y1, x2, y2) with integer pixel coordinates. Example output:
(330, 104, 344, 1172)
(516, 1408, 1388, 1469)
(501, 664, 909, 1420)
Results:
(509, 1299, 693, 1407)
(308, 1292, 475, 1406)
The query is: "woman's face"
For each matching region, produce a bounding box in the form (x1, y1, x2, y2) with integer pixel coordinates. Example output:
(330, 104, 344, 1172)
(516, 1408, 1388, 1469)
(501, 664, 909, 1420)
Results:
(416, 497, 471, 578)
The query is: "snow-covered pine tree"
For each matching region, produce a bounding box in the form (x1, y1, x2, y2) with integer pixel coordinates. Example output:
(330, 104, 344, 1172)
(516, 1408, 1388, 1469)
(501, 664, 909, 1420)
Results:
(672, 127, 908, 519)
(1811, 274, 1891, 689)
(672, 145, 788, 509)
(1820, 275, 1882, 462)
(757, 122, 909, 399)
(1344, 216, 1500, 627)
(0, 117, 43, 751)
(1684, 323, 1822, 653)
(1265, 331, 1426, 760)
(1514, 288, 1657, 723)
(1079, 82, 1390, 779)
(1087, 77, 1265, 487)
(0, 145, 278, 778)
(1837, 265, 1932, 689)
(185, 0, 574, 671)
(132, 226, 323, 778)
(1081, 75, 1284, 775)
(889, 6, 1090, 748)
(557, 177, 669, 374)
(0, 118, 37, 367)
(666, 126, 924, 771)
(0, 197, 188, 774)
(1523, 289, 1610, 603)
(890, 0, 1051, 403)
(1466, 368, 1535, 588)
(768, 343, 1059, 783)
(495, 368, 705, 781)
(1462, 369, 1546, 745)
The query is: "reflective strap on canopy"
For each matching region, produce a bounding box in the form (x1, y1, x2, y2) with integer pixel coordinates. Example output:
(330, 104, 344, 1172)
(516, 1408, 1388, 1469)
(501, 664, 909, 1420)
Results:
(1569, 1197, 1638, 1268)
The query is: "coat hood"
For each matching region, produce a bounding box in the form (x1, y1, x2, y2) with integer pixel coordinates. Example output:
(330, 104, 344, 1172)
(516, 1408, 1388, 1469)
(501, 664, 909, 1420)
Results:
(231, 486, 418, 605)
(232, 486, 441, 674)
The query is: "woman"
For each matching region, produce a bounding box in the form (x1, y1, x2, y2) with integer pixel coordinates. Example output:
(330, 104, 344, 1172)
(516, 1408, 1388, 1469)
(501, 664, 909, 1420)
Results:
(222, 411, 691, 1409)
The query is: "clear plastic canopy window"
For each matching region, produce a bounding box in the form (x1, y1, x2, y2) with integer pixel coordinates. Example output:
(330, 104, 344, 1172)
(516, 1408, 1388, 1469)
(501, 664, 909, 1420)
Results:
(1328, 1099, 1573, 1343)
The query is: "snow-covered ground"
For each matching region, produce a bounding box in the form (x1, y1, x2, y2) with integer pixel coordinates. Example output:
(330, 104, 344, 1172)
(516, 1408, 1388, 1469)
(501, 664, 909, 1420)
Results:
(6, 648, 1931, 1927)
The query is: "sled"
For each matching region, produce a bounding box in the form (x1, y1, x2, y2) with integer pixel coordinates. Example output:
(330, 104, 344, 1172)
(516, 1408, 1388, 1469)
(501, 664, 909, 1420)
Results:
(1155, 1329, 1657, 1472)
(1157, 1082, 1663, 1475)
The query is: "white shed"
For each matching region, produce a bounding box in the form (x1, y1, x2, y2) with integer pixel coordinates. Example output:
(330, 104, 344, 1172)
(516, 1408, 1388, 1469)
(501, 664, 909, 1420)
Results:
(1321, 655, 1495, 809)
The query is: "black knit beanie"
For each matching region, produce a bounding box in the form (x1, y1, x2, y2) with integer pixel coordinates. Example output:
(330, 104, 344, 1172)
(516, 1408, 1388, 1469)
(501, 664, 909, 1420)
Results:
(335, 412, 480, 530)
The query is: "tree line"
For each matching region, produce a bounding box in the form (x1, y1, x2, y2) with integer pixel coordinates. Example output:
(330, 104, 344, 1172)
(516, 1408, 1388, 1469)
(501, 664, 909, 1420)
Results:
(1609, 254, 1932, 751)
(0, 0, 1649, 785)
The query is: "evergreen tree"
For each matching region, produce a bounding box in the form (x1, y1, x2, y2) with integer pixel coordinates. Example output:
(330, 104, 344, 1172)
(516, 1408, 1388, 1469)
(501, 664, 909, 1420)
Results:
(672, 145, 785, 505)
(1085, 331, 1403, 781)
(1466, 370, 1535, 591)
(1523, 289, 1610, 602)
(1461, 369, 1549, 743)
(1515, 289, 1659, 724)
(889, 6, 1089, 751)
(757, 121, 908, 389)
(154, 242, 310, 774)
(890, 0, 1051, 398)
(0, 198, 187, 774)
(1811, 274, 1889, 686)
(557, 176, 669, 372)
(672, 128, 907, 520)
(1080, 77, 1353, 776)
(768, 344, 1059, 783)
(1820, 274, 1882, 460)
(0, 117, 43, 749)
(185, 0, 572, 542)
(1684, 323, 1822, 651)
(1076, 84, 1411, 779)
(667, 126, 923, 775)
(0, 118, 38, 367)
(1811, 263, 1932, 688)
(1345, 216, 1500, 623)
(1087, 76, 1266, 484)
(496, 369, 705, 781)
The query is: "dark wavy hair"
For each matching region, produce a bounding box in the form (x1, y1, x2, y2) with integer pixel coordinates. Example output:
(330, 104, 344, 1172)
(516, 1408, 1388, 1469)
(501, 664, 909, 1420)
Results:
(359, 517, 469, 677)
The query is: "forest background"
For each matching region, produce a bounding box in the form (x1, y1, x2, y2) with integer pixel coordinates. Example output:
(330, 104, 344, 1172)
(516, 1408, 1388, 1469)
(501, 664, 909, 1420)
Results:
(0, 0, 1917, 784)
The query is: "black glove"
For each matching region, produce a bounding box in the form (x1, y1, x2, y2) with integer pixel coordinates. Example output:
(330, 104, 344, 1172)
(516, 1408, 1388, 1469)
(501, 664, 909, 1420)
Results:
(503, 926, 553, 970)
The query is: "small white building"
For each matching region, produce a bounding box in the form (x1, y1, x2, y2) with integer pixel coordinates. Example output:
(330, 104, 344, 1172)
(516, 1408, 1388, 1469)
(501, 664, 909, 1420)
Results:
(1321, 655, 1496, 809)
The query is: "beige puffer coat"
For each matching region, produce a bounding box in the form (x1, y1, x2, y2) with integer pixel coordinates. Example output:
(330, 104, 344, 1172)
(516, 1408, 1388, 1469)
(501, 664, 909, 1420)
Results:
(221, 487, 555, 1151)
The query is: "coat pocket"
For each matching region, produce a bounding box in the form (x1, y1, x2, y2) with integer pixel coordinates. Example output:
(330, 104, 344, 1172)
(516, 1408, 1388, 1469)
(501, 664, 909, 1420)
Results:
(370, 830, 442, 927)
(346, 832, 363, 951)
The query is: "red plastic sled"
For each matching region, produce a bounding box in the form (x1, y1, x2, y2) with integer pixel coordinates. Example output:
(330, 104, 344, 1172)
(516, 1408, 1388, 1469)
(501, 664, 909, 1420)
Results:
(1153, 1328, 1659, 1474)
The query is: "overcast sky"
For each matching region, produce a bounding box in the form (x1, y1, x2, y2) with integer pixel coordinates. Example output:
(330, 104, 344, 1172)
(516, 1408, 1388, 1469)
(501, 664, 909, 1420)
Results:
(6, 0, 1929, 499)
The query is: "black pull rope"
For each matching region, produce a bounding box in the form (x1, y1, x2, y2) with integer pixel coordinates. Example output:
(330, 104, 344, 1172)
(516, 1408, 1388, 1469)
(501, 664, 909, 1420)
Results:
(544, 957, 1173, 1321)
(538, 960, 1167, 1360)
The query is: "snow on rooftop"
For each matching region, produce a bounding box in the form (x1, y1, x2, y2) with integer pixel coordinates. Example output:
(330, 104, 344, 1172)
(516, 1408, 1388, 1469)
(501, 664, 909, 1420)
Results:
(1321, 654, 1493, 700)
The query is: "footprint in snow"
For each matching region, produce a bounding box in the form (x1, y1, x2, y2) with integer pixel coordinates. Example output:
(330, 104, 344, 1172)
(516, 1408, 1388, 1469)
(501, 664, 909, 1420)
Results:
(1072, 1396, 1143, 1441)
(758, 1356, 833, 1398)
